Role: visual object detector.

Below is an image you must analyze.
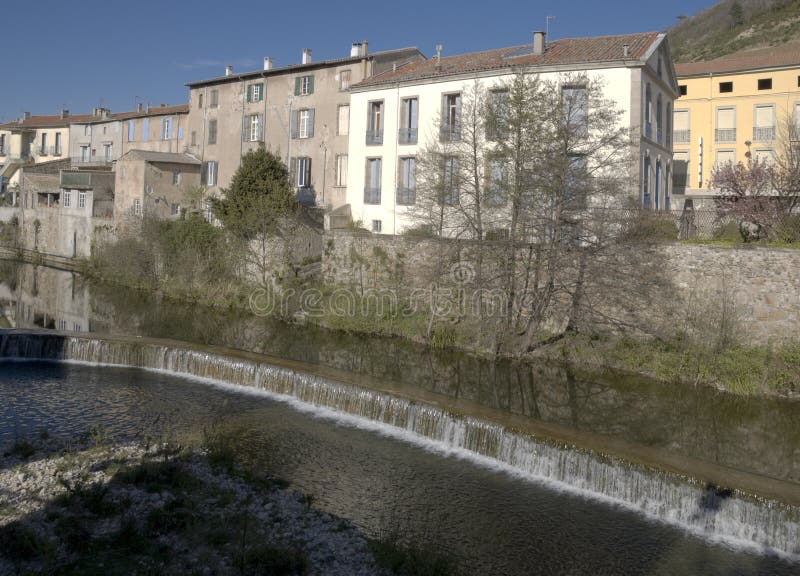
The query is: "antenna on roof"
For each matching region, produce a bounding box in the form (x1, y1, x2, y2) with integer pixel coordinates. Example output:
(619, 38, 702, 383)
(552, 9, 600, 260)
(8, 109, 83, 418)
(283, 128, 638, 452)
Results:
(546, 16, 555, 42)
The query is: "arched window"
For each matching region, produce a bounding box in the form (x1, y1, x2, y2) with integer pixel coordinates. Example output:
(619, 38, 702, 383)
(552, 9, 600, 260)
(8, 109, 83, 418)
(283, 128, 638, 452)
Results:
(645, 84, 652, 138)
(643, 155, 651, 209)
(656, 94, 663, 144)
(666, 103, 672, 147)
(655, 160, 662, 210)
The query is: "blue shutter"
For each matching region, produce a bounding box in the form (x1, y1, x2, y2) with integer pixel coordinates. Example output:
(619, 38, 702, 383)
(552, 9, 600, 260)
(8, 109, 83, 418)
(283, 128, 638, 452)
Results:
(177, 126, 183, 140)
(142, 119, 149, 142)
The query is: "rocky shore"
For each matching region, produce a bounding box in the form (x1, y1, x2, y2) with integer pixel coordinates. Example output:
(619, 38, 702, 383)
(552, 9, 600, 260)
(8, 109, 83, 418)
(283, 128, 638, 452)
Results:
(0, 434, 396, 575)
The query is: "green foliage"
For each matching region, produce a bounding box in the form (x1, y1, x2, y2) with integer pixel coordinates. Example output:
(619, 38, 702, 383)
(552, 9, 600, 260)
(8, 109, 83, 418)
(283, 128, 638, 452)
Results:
(712, 221, 745, 243)
(212, 146, 297, 240)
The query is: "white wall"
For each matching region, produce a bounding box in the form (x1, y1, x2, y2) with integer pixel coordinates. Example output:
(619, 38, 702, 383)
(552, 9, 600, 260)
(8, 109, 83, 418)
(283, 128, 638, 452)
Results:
(346, 67, 635, 235)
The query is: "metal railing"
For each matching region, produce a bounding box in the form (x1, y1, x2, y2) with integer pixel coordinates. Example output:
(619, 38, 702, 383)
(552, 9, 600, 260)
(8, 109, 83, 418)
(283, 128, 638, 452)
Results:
(439, 124, 461, 142)
(753, 126, 775, 142)
(398, 128, 418, 144)
(396, 187, 415, 205)
(673, 129, 691, 144)
(364, 187, 382, 204)
(71, 156, 112, 166)
(365, 130, 383, 145)
(715, 128, 736, 143)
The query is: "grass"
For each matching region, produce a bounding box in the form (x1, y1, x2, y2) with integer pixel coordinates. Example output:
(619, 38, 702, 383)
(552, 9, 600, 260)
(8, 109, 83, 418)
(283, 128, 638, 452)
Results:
(549, 333, 800, 396)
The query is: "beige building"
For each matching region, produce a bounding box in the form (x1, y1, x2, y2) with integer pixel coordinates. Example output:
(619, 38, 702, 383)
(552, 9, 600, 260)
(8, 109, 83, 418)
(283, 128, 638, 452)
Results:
(184, 42, 424, 209)
(0, 110, 91, 196)
(673, 43, 800, 208)
(114, 150, 202, 231)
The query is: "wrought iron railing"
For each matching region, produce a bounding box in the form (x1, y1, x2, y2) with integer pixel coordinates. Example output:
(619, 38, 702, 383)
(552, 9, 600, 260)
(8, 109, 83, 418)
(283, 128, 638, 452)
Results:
(715, 128, 736, 143)
(364, 187, 381, 204)
(753, 126, 775, 142)
(365, 130, 383, 145)
(398, 128, 417, 144)
(673, 129, 691, 144)
(396, 187, 415, 205)
(439, 124, 461, 142)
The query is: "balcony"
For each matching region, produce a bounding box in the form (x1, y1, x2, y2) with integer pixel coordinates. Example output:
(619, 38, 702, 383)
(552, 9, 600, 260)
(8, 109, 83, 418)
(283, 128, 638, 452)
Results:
(753, 126, 775, 142)
(398, 128, 418, 145)
(365, 130, 383, 146)
(364, 187, 381, 204)
(396, 187, 415, 205)
(715, 128, 736, 143)
(673, 129, 691, 144)
(439, 124, 461, 142)
(71, 156, 112, 167)
(60, 170, 114, 190)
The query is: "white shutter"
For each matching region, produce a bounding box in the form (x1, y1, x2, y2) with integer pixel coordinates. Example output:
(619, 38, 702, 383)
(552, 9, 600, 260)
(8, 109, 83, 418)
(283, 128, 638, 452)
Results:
(754, 105, 774, 128)
(716, 108, 735, 129)
(674, 110, 689, 131)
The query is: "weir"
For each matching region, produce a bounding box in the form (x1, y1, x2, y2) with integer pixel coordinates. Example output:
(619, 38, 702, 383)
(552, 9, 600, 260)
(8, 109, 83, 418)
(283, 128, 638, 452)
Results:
(1, 329, 798, 558)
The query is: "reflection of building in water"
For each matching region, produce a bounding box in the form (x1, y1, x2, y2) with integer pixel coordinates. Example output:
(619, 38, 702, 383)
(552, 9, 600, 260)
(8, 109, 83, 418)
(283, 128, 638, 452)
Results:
(11, 265, 91, 332)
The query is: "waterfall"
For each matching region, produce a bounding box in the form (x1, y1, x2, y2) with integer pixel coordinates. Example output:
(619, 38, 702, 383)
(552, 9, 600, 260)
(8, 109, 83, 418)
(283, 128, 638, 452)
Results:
(1, 330, 798, 558)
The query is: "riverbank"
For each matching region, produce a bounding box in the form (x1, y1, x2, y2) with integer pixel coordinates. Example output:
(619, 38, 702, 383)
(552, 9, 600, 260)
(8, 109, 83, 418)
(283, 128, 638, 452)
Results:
(0, 432, 451, 575)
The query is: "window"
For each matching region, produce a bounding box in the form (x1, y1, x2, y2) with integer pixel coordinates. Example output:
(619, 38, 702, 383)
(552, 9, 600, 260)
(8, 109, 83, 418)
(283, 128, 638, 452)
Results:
(191, 131, 197, 146)
(78, 192, 86, 209)
(337, 105, 350, 136)
(335, 154, 348, 187)
(642, 156, 651, 208)
(715, 149, 735, 169)
(715, 107, 736, 142)
(486, 158, 507, 206)
(371, 220, 382, 233)
(161, 117, 173, 140)
(295, 157, 312, 188)
(0, 134, 5, 154)
(204, 201, 213, 222)
(365, 158, 382, 204)
(339, 70, 351, 91)
(440, 93, 461, 141)
(172, 171, 181, 185)
(84, 125, 92, 137)
(203, 160, 218, 186)
(40, 133, 47, 155)
(397, 157, 416, 205)
(54, 132, 62, 155)
(299, 109, 313, 138)
(247, 83, 264, 102)
(80, 146, 90, 162)
(367, 101, 383, 144)
(134, 198, 142, 216)
(63, 191, 71, 208)
(399, 97, 418, 144)
(679, 85, 687, 96)
(142, 119, 149, 142)
(486, 89, 508, 140)
(719, 81, 733, 93)
(673, 151, 689, 189)
(562, 85, 588, 137)
(645, 83, 652, 138)
(246, 114, 263, 141)
(754, 149, 775, 165)
(295, 75, 314, 96)
(674, 109, 690, 143)
(198, 93, 203, 109)
(103, 126, 107, 135)
(754, 104, 775, 142)
(171, 203, 180, 216)
(103, 143, 113, 161)
(210, 89, 219, 108)
(127, 120, 134, 142)
(758, 78, 772, 90)
(442, 156, 459, 205)
(208, 119, 218, 144)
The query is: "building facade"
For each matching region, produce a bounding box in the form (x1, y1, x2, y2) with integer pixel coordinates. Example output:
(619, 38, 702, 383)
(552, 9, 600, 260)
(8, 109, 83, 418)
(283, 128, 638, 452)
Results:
(346, 32, 678, 235)
(184, 42, 424, 209)
(672, 44, 800, 208)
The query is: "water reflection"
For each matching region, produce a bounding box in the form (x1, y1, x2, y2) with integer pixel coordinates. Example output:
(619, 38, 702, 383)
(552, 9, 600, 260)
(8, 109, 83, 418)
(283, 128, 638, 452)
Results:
(1, 260, 799, 487)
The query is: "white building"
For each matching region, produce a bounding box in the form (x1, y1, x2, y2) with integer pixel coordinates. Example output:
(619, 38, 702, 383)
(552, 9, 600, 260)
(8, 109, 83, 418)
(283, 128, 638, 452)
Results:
(345, 31, 678, 235)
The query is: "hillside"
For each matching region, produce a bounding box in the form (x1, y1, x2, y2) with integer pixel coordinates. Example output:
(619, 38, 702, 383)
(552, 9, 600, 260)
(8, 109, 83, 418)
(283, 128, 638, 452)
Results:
(669, 0, 800, 62)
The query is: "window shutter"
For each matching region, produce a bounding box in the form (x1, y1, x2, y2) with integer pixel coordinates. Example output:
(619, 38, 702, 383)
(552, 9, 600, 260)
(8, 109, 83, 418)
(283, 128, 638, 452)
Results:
(294, 78, 301, 96)
(410, 98, 418, 129)
(246, 85, 252, 103)
(305, 158, 312, 185)
(308, 75, 314, 94)
(290, 111, 298, 139)
(289, 157, 297, 185)
(258, 114, 264, 140)
(308, 108, 315, 137)
(201, 162, 207, 185)
(258, 83, 264, 101)
(242, 116, 248, 142)
(177, 126, 183, 140)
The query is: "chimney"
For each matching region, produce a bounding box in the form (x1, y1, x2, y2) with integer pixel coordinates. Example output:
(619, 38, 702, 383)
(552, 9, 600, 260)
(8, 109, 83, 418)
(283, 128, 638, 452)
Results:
(623, 43, 630, 57)
(435, 44, 443, 69)
(351, 42, 361, 57)
(225, 65, 233, 76)
(263, 56, 273, 70)
(361, 40, 368, 56)
(60, 108, 69, 119)
(533, 31, 546, 55)
(137, 103, 144, 113)
(302, 48, 312, 64)
(21, 111, 30, 123)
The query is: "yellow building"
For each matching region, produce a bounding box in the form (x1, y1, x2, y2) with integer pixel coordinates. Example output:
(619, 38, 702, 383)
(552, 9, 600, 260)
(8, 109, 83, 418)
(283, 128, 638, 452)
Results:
(672, 43, 800, 208)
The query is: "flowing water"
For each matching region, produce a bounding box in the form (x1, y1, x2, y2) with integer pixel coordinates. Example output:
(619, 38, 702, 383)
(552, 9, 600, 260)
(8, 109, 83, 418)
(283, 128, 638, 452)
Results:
(1, 261, 799, 574)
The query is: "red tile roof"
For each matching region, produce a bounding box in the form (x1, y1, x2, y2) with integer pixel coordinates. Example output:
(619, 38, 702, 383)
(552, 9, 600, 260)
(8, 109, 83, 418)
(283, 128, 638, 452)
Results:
(675, 43, 800, 76)
(356, 32, 661, 88)
(0, 104, 189, 130)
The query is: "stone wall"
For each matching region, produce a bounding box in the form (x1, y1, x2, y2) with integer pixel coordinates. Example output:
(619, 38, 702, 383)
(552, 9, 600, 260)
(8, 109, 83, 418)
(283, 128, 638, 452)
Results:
(322, 231, 800, 343)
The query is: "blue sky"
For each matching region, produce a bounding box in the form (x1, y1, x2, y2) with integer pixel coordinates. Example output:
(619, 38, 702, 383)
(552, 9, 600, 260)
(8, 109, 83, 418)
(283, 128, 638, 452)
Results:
(0, 0, 715, 122)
